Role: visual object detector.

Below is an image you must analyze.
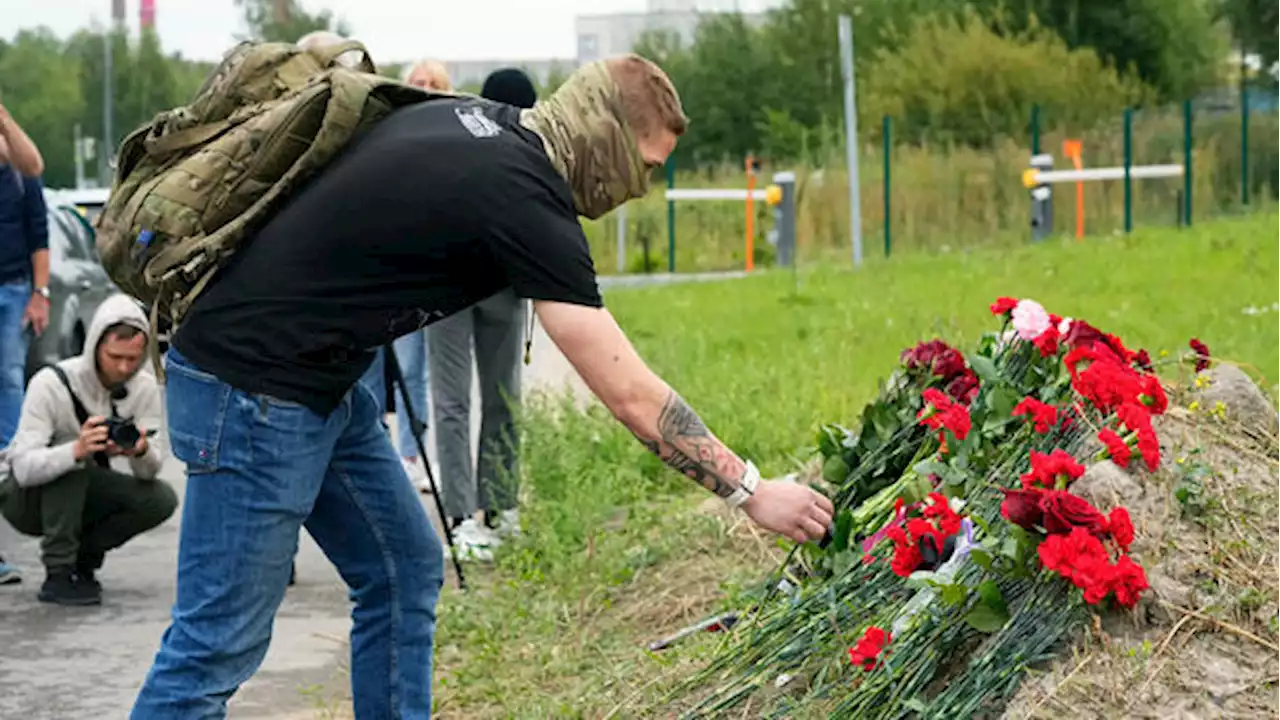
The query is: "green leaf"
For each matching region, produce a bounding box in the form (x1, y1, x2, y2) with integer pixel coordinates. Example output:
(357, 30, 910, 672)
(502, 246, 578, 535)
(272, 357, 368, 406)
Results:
(913, 460, 949, 478)
(969, 355, 1000, 384)
(940, 582, 968, 606)
(903, 698, 928, 713)
(831, 509, 854, 552)
(978, 579, 1008, 614)
(965, 603, 1011, 633)
(822, 454, 851, 485)
(970, 548, 993, 570)
(1000, 537, 1019, 560)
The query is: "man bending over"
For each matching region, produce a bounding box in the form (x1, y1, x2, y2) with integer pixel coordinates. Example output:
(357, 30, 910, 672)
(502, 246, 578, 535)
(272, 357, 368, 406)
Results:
(131, 55, 832, 719)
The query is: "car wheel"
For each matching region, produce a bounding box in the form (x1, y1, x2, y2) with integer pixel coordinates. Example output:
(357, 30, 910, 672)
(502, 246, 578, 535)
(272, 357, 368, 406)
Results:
(70, 323, 86, 357)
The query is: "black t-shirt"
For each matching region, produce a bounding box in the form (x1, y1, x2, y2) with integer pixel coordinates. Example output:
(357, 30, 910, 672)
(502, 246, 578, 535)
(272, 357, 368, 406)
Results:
(172, 98, 603, 415)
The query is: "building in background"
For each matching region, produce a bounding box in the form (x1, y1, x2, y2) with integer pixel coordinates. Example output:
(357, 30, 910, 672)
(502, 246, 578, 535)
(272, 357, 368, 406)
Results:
(441, 0, 779, 87)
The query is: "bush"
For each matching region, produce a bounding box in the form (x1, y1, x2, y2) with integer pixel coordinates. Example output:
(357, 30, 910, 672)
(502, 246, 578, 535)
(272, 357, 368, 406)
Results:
(861, 10, 1154, 148)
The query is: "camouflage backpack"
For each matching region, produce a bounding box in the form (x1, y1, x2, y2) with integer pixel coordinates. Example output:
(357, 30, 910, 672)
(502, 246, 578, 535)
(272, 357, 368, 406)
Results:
(95, 39, 448, 344)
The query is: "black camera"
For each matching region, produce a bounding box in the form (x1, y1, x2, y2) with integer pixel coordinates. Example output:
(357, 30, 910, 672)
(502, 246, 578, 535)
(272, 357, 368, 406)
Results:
(105, 386, 141, 450)
(104, 415, 142, 449)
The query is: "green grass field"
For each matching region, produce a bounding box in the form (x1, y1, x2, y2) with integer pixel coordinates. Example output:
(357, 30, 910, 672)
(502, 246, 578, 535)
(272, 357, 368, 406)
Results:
(426, 211, 1278, 719)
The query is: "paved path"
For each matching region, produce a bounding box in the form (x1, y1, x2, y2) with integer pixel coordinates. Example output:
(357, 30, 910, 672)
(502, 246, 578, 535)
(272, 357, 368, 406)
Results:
(0, 272, 742, 719)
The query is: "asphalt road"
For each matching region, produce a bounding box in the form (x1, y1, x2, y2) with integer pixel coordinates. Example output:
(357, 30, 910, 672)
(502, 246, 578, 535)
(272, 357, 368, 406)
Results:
(0, 271, 743, 719)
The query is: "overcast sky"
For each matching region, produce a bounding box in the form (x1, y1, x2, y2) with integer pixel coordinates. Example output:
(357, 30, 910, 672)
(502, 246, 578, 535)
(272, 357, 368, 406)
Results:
(4, 0, 781, 63)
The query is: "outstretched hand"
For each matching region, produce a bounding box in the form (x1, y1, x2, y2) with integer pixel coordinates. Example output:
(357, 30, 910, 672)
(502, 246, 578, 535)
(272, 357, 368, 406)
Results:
(741, 478, 834, 544)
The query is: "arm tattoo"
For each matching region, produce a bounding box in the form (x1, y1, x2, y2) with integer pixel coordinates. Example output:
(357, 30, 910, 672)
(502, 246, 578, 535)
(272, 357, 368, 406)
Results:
(634, 391, 746, 499)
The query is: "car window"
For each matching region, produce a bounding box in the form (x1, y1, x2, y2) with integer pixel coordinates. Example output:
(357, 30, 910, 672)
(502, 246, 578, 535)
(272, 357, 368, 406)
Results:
(59, 208, 99, 259)
(49, 211, 87, 262)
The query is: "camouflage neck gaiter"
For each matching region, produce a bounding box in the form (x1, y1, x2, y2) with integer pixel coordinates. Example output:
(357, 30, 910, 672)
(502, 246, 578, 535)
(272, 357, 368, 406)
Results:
(519, 61, 651, 220)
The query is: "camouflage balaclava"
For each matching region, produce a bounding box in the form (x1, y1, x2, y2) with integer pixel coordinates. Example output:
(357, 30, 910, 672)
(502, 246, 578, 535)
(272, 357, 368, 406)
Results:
(519, 61, 652, 220)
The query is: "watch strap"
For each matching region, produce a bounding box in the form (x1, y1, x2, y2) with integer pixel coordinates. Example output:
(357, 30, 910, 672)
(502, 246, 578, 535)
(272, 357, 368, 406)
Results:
(725, 460, 761, 509)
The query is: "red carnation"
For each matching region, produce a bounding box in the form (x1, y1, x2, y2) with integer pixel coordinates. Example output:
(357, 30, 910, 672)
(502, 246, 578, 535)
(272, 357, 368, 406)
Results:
(945, 369, 980, 406)
(1031, 324, 1061, 357)
(990, 297, 1018, 316)
(1021, 449, 1085, 490)
(1133, 349, 1153, 373)
(1107, 507, 1134, 551)
(1097, 428, 1132, 468)
(1139, 375, 1168, 415)
(1189, 338, 1211, 373)
(848, 626, 892, 670)
(1038, 527, 1111, 588)
(919, 389, 971, 453)
(1012, 397, 1059, 434)
(922, 492, 962, 538)
(1108, 556, 1149, 609)
(1117, 404, 1160, 471)
(1039, 490, 1109, 536)
(886, 525, 924, 578)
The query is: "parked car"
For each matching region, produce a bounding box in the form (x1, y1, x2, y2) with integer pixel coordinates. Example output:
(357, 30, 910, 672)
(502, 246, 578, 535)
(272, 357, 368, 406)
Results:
(24, 195, 118, 382)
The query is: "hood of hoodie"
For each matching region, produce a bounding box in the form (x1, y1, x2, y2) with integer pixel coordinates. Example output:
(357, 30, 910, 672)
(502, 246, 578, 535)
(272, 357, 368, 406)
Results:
(518, 60, 651, 220)
(65, 293, 153, 402)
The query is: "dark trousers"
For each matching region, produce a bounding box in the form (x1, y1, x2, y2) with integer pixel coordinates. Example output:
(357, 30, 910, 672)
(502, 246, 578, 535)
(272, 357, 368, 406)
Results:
(1, 465, 177, 570)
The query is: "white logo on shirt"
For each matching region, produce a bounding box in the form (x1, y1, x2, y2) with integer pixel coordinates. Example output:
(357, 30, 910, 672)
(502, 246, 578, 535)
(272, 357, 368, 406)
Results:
(454, 106, 502, 139)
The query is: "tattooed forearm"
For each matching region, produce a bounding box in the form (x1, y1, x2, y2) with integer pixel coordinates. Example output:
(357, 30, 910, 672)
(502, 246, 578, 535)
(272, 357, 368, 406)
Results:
(634, 391, 746, 498)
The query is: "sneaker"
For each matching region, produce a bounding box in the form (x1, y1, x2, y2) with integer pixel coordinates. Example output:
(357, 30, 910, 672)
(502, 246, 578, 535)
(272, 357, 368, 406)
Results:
(403, 457, 432, 494)
(451, 518, 500, 563)
(0, 556, 21, 585)
(38, 568, 101, 606)
(76, 552, 104, 594)
(490, 509, 521, 539)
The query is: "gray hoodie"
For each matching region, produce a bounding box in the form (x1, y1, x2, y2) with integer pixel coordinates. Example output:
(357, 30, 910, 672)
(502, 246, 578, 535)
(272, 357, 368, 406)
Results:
(2, 294, 168, 488)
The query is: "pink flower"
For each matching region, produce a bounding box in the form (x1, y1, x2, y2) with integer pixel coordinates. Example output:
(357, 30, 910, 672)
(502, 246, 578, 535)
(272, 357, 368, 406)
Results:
(1012, 299, 1052, 341)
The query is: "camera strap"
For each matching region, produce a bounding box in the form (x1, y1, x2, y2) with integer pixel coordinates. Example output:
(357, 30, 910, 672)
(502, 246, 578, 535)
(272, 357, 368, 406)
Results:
(47, 365, 110, 469)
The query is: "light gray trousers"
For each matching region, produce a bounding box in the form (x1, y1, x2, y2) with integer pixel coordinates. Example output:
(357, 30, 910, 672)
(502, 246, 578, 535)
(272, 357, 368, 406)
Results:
(428, 289, 525, 520)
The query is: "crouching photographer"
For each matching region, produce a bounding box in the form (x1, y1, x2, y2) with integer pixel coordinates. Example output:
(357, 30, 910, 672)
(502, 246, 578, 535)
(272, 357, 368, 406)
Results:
(0, 294, 176, 605)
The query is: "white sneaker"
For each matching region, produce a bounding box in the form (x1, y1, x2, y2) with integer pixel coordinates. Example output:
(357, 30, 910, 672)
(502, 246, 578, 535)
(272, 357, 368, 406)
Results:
(402, 457, 431, 493)
(451, 518, 500, 562)
(494, 509, 521, 539)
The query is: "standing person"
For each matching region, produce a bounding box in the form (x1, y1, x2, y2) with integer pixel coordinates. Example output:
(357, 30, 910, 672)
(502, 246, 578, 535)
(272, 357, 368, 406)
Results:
(392, 58, 454, 492)
(430, 67, 539, 561)
(0, 103, 50, 586)
(130, 55, 832, 719)
(0, 295, 177, 605)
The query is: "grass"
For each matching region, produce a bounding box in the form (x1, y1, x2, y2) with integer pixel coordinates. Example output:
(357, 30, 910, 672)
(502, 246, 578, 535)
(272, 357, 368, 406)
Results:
(583, 111, 1279, 274)
(415, 211, 1278, 718)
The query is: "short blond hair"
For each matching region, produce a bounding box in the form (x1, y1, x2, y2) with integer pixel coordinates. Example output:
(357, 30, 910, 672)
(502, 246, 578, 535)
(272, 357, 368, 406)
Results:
(404, 60, 452, 91)
(605, 54, 688, 139)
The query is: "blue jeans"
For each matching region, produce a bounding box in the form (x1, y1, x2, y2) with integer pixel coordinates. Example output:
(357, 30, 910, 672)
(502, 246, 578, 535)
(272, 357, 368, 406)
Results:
(392, 329, 429, 458)
(132, 349, 444, 719)
(0, 280, 30, 447)
(358, 346, 386, 416)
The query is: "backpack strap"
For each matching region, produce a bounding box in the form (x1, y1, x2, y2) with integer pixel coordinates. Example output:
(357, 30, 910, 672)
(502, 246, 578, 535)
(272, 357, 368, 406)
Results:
(46, 365, 109, 469)
(308, 40, 376, 72)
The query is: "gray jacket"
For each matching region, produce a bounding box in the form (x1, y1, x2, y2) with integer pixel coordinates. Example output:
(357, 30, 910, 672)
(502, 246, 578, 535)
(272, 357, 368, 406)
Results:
(1, 294, 168, 487)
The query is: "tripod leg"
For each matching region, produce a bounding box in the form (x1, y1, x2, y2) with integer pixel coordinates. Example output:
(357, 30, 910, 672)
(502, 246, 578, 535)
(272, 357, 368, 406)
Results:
(384, 344, 467, 591)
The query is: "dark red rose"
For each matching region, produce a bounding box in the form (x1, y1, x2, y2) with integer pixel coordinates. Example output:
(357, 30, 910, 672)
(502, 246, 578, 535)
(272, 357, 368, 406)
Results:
(1063, 319, 1105, 350)
(1000, 488, 1044, 530)
(1133, 349, 1153, 373)
(1189, 338, 1211, 373)
(1039, 490, 1108, 536)
(945, 369, 980, 405)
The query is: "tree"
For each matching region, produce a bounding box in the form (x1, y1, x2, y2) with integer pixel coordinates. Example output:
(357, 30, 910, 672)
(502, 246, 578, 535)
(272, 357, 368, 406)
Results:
(1215, 0, 1279, 81)
(0, 28, 85, 186)
(233, 0, 350, 44)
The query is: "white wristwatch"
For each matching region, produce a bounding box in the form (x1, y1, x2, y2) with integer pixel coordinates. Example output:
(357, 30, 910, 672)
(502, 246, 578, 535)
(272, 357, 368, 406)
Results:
(725, 460, 762, 510)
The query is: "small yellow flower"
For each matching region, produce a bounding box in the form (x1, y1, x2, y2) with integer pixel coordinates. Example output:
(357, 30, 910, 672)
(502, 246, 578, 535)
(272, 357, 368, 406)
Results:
(1194, 375, 1209, 388)
(1176, 456, 1185, 465)
(1159, 349, 1169, 358)
(1189, 401, 1200, 411)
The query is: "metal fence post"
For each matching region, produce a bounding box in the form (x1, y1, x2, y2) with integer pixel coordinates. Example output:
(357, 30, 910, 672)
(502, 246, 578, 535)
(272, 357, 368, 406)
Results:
(772, 171, 797, 266)
(615, 204, 627, 274)
(883, 115, 891, 258)
(1183, 99, 1193, 227)
(1123, 108, 1133, 233)
(1241, 87, 1250, 206)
